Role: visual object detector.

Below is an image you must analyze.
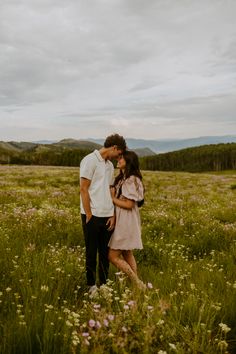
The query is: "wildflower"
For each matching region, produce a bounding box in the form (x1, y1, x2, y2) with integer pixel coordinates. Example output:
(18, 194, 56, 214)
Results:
(108, 314, 115, 321)
(45, 304, 54, 310)
(93, 304, 101, 309)
(6, 287, 12, 292)
(219, 323, 231, 333)
(169, 343, 177, 351)
(82, 332, 89, 337)
(147, 305, 154, 311)
(66, 320, 73, 327)
(71, 312, 80, 319)
(218, 340, 228, 350)
(128, 300, 135, 306)
(122, 326, 128, 332)
(72, 340, 79, 346)
(88, 319, 96, 328)
(19, 321, 26, 326)
(96, 321, 101, 329)
(147, 282, 153, 289)
(212, 304, 221, 311)
(103, 319, 109, 327)
(170, 291, 177, 297)
(26, 243, 36, 252)
(41, 285, 49, 292)
(123, 305, 129, 310)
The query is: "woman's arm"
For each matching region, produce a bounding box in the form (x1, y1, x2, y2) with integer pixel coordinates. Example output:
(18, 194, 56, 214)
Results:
(112, 196, 135, 210)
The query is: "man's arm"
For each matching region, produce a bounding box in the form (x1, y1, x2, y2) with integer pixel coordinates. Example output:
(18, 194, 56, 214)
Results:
(80, 177, 92, 223)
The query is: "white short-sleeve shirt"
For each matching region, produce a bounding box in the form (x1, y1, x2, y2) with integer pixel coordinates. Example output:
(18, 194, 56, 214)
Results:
(80, 150, 114, 217)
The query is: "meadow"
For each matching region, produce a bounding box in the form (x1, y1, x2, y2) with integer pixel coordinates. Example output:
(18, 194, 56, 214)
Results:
(0, 165, 236, 354)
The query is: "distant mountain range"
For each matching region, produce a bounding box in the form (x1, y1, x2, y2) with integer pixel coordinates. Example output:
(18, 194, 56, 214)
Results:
(0, 139, 154, 157)
(1, 136, 236, 157)
(89, 135, 236, 153)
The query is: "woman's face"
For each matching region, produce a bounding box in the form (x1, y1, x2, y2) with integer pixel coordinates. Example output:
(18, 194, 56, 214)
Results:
(117, 155, 126, 170)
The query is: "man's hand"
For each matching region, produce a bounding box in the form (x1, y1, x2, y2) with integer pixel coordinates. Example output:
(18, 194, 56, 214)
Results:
(110, 187, 116, 200)
(106, 215, 115, 231)
(86, 213, 93, 224)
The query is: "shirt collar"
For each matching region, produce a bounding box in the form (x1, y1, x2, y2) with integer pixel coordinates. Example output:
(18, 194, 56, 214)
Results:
(94, 149, 104, 162)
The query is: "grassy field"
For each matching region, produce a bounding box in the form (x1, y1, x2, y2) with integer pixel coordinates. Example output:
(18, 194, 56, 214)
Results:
(0, 165, 236, 354)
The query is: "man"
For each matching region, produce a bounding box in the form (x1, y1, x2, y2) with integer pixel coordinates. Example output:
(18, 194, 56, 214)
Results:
(80, 133, 127, 296)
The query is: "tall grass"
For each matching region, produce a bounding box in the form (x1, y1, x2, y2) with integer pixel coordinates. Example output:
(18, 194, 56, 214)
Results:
(0, 165, 235, 353)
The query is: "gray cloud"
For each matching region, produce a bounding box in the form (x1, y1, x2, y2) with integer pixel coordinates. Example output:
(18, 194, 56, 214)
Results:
(0, 0, 235, 140)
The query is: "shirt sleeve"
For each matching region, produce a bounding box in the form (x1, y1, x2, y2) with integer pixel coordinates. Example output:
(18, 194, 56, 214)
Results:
(109, 163, 115, 186)
(121, 176, 144, 201)
(80, 156, 96, 180)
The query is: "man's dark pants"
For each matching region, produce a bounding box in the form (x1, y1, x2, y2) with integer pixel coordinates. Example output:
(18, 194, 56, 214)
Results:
(81, 214, 112, 286)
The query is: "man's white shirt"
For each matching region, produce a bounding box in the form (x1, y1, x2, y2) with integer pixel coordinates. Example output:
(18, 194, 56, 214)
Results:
(80, 150, 114, 217)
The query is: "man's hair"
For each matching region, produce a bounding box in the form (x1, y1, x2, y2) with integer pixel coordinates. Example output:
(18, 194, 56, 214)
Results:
(104, 133, 127, 151)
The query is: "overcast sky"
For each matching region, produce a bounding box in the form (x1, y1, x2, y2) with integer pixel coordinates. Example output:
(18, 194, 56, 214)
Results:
(0, 0, 236, 141)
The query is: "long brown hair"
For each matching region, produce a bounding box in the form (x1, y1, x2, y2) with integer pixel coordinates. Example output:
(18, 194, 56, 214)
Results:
(114, 150, 143, 186)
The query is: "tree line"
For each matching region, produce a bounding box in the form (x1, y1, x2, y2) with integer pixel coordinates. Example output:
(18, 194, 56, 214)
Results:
(0, 143, 236, 172)
(0, 147, 90, 167)
(139, 143, 236, 172)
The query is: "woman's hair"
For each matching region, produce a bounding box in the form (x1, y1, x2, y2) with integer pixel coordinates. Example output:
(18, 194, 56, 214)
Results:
(114, 150, 143, 186)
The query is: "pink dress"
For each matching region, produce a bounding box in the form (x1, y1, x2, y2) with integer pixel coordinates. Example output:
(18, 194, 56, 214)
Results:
(108, 176, 144, 250)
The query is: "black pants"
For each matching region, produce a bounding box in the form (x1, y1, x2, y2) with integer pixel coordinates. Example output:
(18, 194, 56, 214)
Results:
(81, 214, 112, 286)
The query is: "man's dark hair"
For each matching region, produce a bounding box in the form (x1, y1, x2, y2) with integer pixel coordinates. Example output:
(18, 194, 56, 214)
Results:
(104, 133, 127, 151)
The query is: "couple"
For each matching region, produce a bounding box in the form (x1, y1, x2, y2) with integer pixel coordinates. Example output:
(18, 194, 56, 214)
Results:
(80, 133, 145, 296)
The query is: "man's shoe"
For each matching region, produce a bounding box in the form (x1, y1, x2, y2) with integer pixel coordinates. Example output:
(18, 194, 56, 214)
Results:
(88, 285, 98, 298)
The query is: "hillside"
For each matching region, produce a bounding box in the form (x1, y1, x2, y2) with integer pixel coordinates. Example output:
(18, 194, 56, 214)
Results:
(140, 142, 236, 172)
(0, 139, 155, 158)
(133, 147, 156, 157)
(0, 141, 22, 152)
(1, 139, 236, 172)
(54, 139, 102, 150)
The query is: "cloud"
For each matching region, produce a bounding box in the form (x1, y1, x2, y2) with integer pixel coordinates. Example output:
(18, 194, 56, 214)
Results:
(0, 0, 236, 140)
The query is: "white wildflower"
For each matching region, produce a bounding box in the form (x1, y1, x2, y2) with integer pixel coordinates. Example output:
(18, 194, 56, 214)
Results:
(219, 323, 231, 333)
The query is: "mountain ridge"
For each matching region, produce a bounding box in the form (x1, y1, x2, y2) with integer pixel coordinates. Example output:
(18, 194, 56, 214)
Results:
(1, 135, 236, 155)
(88, 135, 236, 153)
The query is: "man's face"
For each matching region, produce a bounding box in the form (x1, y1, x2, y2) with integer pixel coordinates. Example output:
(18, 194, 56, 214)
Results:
(110, 146, 123, 160)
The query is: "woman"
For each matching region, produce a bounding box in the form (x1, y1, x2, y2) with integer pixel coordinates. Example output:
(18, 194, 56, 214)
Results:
(108, 150, 146, 289)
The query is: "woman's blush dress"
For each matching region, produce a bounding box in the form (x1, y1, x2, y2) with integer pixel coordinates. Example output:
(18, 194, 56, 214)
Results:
(108, 176, 144, 250)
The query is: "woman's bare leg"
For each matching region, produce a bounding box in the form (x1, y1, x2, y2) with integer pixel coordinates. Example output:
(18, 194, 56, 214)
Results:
(108, 249, 138, 281)
(122, 250, 137, 275)
(108, 249, 145, 289)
